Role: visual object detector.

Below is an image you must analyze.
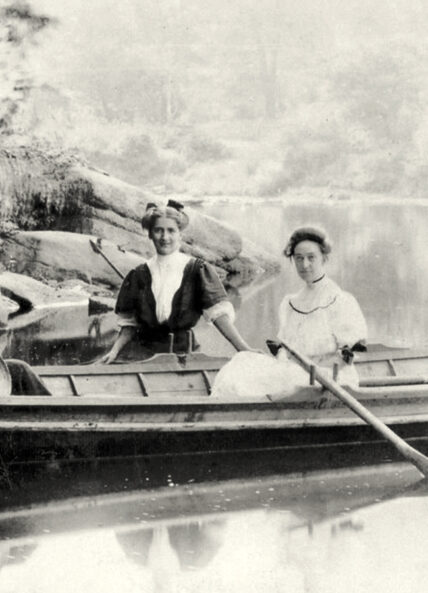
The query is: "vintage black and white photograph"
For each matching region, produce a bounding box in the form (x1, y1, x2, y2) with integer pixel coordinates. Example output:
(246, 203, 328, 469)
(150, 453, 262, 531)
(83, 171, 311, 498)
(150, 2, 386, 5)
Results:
(1, 0, 428, 591)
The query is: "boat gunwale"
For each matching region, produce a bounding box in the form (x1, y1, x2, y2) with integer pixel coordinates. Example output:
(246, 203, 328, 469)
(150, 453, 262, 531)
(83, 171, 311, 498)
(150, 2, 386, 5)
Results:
(32, 355, 230, 376)
(3, 380, 428, 406)
(1, 413, 428, 432)
(29, 347, 428, 375)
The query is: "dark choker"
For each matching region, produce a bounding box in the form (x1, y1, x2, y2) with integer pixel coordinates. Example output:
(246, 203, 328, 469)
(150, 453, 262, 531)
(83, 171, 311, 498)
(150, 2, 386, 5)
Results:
(312, 274, 325, 284)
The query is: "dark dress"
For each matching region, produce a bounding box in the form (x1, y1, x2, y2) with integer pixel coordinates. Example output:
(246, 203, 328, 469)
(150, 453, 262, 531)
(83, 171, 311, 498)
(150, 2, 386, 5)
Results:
(115, 257, 229, 360)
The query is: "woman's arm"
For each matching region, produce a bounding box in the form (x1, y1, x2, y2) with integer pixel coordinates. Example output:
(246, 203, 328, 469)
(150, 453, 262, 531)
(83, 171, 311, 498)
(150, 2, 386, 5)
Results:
(102, 326, 136, 364)
(197, 260, 261, 352)
(213, 314, 254, 352)
(331, 292, 368, 349)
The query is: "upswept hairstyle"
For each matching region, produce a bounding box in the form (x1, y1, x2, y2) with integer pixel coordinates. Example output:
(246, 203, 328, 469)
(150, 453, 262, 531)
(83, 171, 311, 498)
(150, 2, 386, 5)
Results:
(141, 199, 189, 234)
(283, 226, 332, 258)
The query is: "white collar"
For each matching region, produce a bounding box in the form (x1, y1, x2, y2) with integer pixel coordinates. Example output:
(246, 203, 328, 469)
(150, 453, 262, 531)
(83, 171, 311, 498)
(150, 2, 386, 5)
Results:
(150, 250, 187, 267)
(290, 276, 341, 312)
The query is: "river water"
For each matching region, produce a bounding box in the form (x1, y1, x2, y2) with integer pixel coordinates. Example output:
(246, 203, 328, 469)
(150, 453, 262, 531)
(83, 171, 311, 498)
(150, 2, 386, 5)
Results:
(200, 195, 428, 353)
(2, 196, 428, 591)
(0, 464, 427, 593)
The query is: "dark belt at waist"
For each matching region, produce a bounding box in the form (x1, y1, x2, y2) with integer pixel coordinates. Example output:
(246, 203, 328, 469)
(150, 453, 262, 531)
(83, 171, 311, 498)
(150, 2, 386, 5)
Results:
(136, 326, 197, 351)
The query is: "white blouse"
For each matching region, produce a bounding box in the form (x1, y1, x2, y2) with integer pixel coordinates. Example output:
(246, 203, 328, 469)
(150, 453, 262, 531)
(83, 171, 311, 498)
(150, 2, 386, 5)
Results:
(118, 251, 234, 327)
(148, 251, 191, 324)
(277, 276, 367, 365)
(211, 275, 368, 397)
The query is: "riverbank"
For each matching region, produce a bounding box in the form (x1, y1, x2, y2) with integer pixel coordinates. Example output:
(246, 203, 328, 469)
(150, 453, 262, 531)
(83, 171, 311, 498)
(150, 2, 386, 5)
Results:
(176, 186, 417, 206)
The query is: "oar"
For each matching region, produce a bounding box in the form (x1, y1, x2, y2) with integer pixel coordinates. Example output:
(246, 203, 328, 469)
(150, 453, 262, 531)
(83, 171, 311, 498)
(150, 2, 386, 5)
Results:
(89, 238, 125, 280)
(281, 341, 428, 478)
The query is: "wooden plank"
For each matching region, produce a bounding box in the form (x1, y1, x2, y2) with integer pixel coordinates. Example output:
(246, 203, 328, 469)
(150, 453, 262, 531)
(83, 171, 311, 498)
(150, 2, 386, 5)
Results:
(34, 350, 428, 394)
(355, 348, 425, 363)
(1, 411, 428, 432)
(42, 376, 75, 396)
(71, 373, 143, 396)
(359, 375, 428, 387)
(68, 375, 79, 396)
(4, 381, 428, 406)
(387, 360, 397, 376)
(34, 356, 229, 377)
(137, 373, 149, 397)
(393, 358, 428, 376)
(144, 371, 208, 396)
(356, 360, 395, 378)
(201, 371, 212, 395)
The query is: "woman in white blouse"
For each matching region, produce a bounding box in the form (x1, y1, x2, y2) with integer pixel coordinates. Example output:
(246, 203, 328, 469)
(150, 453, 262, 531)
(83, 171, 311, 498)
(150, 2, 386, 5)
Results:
(276, 226, 367, 386)
(102, 200, 254, 363)
(212, 226, 367, 397)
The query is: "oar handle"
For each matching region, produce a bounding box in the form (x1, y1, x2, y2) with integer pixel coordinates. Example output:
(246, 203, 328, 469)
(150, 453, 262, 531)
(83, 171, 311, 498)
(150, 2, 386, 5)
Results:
(89, 239, 125, 280)
(281, 341, 428, 478)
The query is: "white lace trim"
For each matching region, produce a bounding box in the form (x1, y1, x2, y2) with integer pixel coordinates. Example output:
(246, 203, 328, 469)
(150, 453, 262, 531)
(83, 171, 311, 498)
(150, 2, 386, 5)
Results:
(203, 300, 235, 323)
(117, 313, 138, 328)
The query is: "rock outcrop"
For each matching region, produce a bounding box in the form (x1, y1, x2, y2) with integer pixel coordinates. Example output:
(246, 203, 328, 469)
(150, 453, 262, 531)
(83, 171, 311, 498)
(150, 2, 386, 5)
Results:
(0, 231, 145, 288)
(0, 271, 89, 309)
(67, 165, 248, 268)
(0, 146, 280, 320)
(0, 146, 279, 281)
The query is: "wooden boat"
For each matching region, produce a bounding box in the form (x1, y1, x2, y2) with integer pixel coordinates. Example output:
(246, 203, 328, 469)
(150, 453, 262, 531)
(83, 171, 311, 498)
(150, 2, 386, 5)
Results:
(1, 347, 428, 473)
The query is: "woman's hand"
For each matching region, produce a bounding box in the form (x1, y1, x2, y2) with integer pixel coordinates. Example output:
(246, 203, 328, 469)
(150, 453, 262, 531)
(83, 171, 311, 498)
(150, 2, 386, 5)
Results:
(101, 327, 136, 364)
(213, 314, 264, 354)
(101, 350, 118, 364)
(247, 347, 266, 355)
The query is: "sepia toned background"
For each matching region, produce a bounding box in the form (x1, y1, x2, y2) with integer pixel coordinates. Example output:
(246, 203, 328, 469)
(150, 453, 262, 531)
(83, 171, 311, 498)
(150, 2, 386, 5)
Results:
(1, 3, 428, 592)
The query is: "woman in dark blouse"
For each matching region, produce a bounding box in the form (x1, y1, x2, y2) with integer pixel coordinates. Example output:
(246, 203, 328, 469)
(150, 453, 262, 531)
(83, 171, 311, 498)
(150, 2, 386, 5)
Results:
(102, 200, 254, 363)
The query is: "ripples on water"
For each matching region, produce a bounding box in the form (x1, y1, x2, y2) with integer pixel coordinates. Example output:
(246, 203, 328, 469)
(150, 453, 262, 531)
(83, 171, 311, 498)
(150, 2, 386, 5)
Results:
(0, 464, 426, 593)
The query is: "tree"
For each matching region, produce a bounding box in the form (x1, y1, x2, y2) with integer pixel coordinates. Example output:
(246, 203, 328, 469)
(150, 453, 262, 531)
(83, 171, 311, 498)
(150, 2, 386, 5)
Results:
(0, 1, 53, 132)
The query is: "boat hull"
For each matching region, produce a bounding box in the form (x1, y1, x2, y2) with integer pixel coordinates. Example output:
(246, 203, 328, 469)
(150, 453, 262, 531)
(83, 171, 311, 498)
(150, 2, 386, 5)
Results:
(1, 393, 428, 471)
(1, 349, 428, 471)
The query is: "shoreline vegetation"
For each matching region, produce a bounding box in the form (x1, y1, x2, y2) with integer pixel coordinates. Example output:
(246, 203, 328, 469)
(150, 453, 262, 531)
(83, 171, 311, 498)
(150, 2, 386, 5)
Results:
(2, 1, 428, 320)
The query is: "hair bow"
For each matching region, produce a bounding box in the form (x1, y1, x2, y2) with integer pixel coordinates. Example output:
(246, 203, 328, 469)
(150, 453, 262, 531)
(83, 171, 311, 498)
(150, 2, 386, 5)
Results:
(167, 199, 185, 212)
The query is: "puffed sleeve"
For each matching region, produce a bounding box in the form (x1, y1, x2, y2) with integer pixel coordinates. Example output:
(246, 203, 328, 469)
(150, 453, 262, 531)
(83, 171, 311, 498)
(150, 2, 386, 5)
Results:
(196, 261, 235, 323)
(329, 291, 367, 348)
(115, 269, 140, 327)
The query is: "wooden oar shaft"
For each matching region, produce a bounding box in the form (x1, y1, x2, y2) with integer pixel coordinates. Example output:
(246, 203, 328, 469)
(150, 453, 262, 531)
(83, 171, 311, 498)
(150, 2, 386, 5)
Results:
(360, 375, 428, 387)
(89, 239, 125, 279)
(281, 341, 428, 478)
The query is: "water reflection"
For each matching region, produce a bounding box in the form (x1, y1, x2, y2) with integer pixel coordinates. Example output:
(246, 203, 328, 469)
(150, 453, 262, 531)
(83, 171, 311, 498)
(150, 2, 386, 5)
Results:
(0, 464, 426, 593)
(117, 521, 225, 572)
(2, 307, 117, 365)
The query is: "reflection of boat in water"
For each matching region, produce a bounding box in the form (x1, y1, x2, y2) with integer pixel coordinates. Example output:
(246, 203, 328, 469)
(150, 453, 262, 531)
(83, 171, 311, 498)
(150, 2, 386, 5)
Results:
(0, 465, 426, 592)
(0, 463, 424, 538)
(1, 348, 428, 471)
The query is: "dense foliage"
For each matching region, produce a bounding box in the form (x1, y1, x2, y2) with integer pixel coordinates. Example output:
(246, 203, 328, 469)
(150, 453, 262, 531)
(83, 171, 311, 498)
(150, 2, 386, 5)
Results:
(3, 0, 428, 198)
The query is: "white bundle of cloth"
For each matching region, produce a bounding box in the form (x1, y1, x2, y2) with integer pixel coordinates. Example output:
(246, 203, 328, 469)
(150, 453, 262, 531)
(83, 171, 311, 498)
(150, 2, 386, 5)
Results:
(211, 275, 366, 399)
(211, 351, 309, 399)
(211, 350, 359, 399)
